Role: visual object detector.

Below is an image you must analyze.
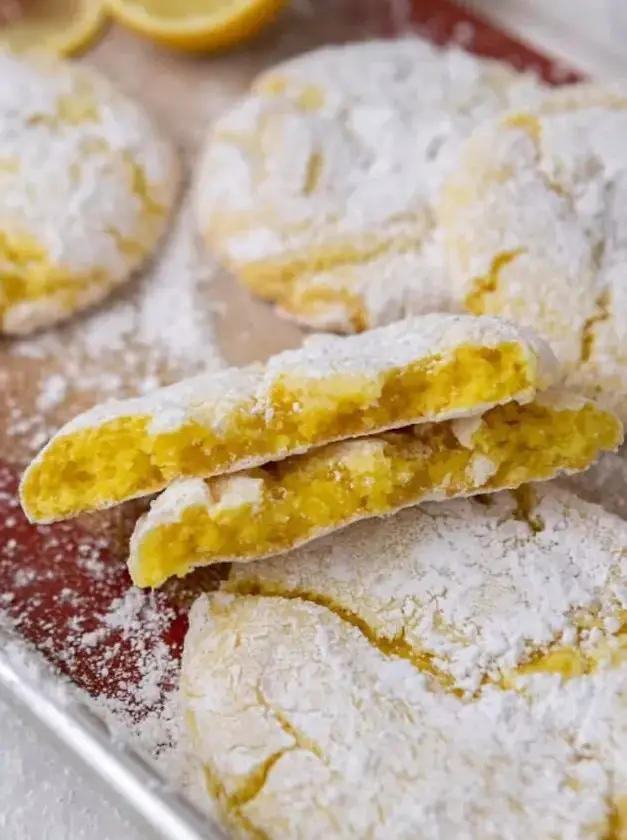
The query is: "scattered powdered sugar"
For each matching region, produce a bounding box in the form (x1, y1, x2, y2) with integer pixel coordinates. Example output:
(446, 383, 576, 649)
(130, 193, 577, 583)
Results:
(0, 694, 147, 840)
(58, 193, 224, 372)
(0, 580, 194, 813)
(0, 456, 201, 819)
(35, 374, 69, 412)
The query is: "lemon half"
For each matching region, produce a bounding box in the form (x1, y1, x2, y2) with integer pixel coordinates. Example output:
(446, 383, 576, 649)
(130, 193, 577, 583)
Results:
(106, 0, 286, 52)
(0, 0, 107, 56)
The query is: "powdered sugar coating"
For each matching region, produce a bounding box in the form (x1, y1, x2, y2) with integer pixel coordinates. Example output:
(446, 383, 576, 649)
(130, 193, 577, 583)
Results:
(228, 485, 627, 694)
(262, 312, 552, 385)
(25, 312, 556, 466)
(0, 50, 180, 334)
(196, 38, 545, 332)
(438, 84, 627, 420)
(181, 592, 612, 839)
(523, 665, 627, 801)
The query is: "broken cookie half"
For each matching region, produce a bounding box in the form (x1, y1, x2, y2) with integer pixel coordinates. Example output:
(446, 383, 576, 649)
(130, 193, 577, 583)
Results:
(181, 484, 627, 839)
(21, 313, 554, 522)
(129, 391, 621, 587)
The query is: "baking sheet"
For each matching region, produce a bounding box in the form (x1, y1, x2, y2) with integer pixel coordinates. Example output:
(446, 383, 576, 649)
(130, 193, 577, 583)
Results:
(0, 2, 583, 837)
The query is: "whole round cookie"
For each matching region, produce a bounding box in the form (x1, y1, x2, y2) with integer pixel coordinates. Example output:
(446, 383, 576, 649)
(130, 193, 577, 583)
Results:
(0, 50, 180, 335)
(195, 38, 544, 332)
(181, 485, 627, 838)
(437, 83, 627, 421)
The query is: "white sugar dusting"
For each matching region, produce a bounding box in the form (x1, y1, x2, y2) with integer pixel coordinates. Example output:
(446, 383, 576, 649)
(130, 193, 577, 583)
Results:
(0, 693, 148, 840)
(35, 374, 68, 412)
(0, 523, 194, 807)
(0, 50, 179, 336)
(179, 487, 627, 836)
(33, 313, 556, 443)
(227, 484, 627, 694)
(437, 86, 627, 421)
(197, 37, 546, 332)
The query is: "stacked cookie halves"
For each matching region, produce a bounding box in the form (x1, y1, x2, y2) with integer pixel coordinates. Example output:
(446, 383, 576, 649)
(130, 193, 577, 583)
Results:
(20, 313, 621, 588)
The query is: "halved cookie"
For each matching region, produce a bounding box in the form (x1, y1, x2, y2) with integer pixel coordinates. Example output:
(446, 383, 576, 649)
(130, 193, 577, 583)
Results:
(129, 391, 621, 587)
(20, 314, 555, 522)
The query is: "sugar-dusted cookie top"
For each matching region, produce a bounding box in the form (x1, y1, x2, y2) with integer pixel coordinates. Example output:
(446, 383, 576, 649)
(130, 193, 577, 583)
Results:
(0, 49, 180, 335)
(438, 83, 627, 421)
(227, 484, 627, 693)
(196, 38, 545, 332)
(181, 557, 618, 838)
(20, 313, 556, 522)
(182, 486, 627, 832)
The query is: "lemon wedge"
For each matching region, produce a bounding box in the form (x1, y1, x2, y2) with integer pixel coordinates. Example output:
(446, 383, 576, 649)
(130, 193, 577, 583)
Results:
(0, 0, 107, 57)
(106, 0, 286, 52)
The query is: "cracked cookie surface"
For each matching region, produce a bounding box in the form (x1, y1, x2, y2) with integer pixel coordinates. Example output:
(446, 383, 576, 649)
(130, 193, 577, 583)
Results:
(225, 484, 627, 694)
(20, 313, 555, 523)
(182, 485, 627, 838)
(438, 84, 627, 421)
(128, 391, 621, 587)
(196, 38, 544, 333)
(0, 49, 180, 335)
(184, 593, 614, 840)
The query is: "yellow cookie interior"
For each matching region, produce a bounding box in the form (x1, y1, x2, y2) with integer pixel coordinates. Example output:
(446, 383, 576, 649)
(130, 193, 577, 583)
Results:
(131, 398, 621, 588)
(22, 341, 539, 522)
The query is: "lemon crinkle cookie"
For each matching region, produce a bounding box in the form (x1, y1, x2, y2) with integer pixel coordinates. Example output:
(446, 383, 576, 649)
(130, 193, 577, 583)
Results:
(223, 484, 627, 693)
(20, 313, 556, 522)
(196, 37, 545, 332)
(181, 485, 627, 838)
(0, 49, 180, 335)
(128, 390, 621, 587)
(438, 84, 627, 421)
(183, 596, 611, 840)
